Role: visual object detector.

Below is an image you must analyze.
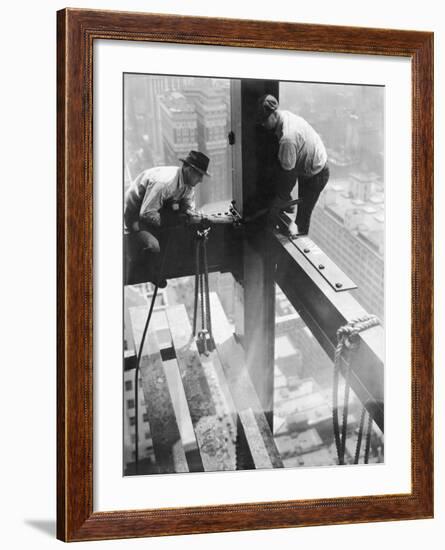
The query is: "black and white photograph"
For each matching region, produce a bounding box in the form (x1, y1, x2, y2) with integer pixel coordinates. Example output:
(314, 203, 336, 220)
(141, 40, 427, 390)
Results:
(122, 74, 385, 476)
(1, 0, 439, 546)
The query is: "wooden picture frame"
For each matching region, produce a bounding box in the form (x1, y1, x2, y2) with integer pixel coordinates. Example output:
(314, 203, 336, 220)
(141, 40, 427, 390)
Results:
(57, 8, 433, 542)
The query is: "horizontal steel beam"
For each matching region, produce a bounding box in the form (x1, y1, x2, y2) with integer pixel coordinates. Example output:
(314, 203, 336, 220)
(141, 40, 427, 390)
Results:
(276, 212, 357, 292)
(272, 231, 384, 431)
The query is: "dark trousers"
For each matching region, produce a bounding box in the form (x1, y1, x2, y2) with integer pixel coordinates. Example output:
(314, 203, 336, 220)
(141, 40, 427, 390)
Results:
(296, 164, 330, 234)
(124, 227, 161, 286)
(274, 162, 330, 235)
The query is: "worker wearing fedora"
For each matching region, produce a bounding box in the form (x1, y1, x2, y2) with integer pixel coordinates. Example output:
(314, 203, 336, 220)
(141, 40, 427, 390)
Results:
(257, 94, 329, 237)
(124, 150, 211, 287)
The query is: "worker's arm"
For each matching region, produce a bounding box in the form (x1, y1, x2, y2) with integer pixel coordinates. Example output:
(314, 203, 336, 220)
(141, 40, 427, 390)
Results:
(139, 181, 166, 228)
(278, 136, 303, 171)
(179, 189, 197, 215)
(178, 191, 208, 224)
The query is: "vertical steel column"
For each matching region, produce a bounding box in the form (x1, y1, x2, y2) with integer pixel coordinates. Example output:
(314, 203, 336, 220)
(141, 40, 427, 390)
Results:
(230, 79, 279, 429)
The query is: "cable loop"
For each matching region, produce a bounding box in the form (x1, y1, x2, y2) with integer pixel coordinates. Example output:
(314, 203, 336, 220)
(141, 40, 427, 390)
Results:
(332, 314, 380, 465)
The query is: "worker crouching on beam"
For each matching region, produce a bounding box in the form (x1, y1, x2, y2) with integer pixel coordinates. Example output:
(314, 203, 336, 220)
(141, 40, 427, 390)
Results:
(124, 150, 211, 287)
(256, 94, 330, 238)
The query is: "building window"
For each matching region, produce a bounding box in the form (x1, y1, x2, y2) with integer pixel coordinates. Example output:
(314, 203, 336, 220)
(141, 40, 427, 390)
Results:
(127, 399, 135, 409)
(129, 416, 135, 426)
(125, 380, 132, 391)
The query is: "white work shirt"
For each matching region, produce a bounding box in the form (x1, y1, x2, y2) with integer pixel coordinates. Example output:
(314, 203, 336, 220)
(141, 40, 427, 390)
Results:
(275, 110, 327, 176)
(124, 166, 195, 231)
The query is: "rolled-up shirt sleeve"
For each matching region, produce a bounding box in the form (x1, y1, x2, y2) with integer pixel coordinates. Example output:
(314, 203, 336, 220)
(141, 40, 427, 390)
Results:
(278, 138, 297, 171)
(139, 181, 167, 227)
(124, 170, 166, 229)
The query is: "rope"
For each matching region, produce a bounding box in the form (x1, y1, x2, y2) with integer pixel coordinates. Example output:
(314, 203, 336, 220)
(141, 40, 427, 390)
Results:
(332, 343, 342, 465)
(364, 410, 373, 464)
(340, 361, 352, 464)
(332, 314, 380, 465)
(354, 407, 366, 464)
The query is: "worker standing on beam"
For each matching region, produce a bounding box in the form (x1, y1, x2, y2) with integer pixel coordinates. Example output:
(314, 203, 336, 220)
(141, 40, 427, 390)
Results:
(256, 94, 330, 237)
(124, 150, 211, 287)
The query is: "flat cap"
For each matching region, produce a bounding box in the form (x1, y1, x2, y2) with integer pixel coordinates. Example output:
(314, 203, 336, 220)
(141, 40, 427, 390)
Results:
(257, 94, 279, 122)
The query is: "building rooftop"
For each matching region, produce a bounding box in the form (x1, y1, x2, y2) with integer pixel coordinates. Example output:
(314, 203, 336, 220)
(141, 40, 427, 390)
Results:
(321, 175, 385, 256)
(160, 92, 195, 113)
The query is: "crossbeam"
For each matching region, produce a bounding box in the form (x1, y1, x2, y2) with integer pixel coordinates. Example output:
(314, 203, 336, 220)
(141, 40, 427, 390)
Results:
(210, 293, 283, 468)
(166, 304, 238, 471)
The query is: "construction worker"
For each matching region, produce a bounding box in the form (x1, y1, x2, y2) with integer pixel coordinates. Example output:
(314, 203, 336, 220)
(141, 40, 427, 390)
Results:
(256, 94, 329, 237)
(124, 150, 211, 287)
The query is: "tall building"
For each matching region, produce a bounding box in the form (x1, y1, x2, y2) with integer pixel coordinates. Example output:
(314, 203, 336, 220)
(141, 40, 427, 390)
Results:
(310, 175, 385, 321)
(124, 75, 156, 187)
(144, 75, 198, 167)
(159, 91, 198, 164)
(182, 83, 230, 204)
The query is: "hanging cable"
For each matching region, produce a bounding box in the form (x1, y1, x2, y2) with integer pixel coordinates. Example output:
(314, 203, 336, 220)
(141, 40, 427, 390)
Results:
(192, 225, 215, 355)
(134, 230, 171, 474)
(332, 314, 380, 465)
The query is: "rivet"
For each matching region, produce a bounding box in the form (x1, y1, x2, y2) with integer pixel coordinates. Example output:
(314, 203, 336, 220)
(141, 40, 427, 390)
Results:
(335, 282, 343, 289)
(318, 264, 325, 270)
(304, 248, 310, 253)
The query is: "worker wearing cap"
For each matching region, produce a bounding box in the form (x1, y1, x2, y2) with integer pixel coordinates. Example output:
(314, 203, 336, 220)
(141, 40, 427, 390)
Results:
(124, 150, 211, 286)
(257, 94, 329, 236)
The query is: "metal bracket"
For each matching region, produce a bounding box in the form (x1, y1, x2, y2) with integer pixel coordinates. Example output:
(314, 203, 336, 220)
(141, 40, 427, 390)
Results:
(275, 212, 357, 292)
(291, 236, 357, 292)
(229, 200, 243, 227)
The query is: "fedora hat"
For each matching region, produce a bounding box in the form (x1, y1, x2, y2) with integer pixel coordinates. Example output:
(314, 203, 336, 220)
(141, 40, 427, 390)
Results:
(179, 150, 211, 177)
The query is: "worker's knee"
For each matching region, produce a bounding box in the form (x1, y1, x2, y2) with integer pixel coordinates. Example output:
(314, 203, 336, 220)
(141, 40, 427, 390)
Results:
(126, 230, 160, 256)
(138, 231, 160, 254)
